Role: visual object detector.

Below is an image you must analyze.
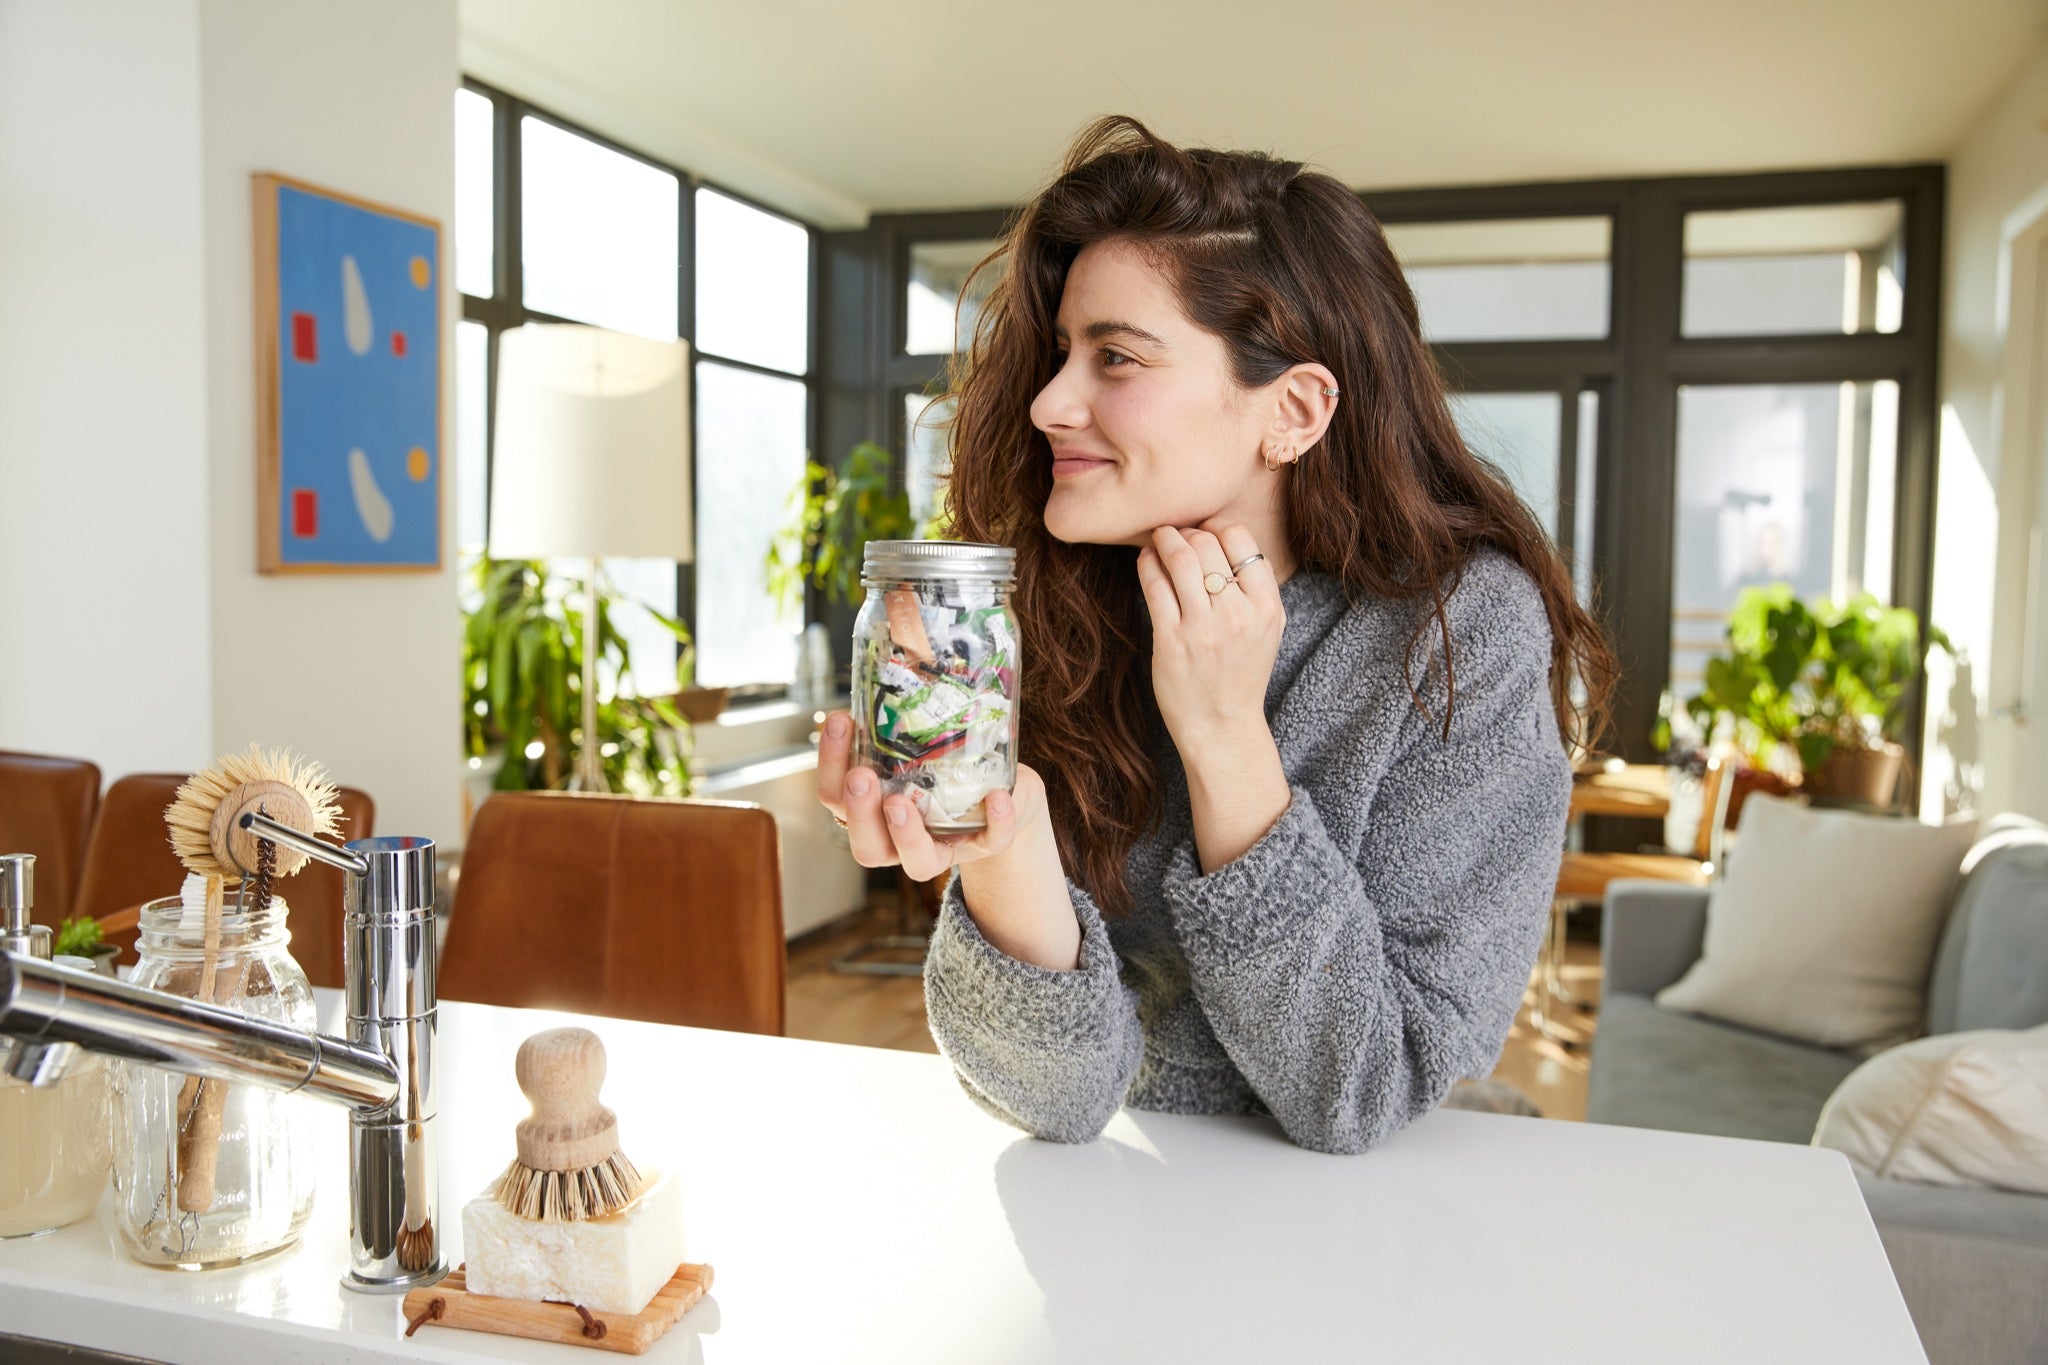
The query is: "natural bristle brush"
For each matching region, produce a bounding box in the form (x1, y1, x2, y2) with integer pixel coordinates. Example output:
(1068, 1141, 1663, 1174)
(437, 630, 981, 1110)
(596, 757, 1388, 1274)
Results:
(159, 745, 342, 1214)
(495, 1028, 647, 1222)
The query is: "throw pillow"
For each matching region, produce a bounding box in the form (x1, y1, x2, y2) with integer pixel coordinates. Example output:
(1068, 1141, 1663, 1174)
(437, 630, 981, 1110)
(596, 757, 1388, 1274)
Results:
(1813, 1025, 2048, 1193)
(1654, 794, 1977, 1051)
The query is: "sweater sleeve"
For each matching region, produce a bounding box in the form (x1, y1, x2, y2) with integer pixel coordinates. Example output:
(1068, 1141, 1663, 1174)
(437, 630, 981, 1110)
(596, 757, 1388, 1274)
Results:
(922, 872, 1144, 1142)
(1159, 573, 1572, 1155)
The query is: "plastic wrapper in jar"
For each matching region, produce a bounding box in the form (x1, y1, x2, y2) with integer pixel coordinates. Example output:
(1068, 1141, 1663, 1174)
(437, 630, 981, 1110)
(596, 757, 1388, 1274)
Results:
(853, 540, 1019, 831)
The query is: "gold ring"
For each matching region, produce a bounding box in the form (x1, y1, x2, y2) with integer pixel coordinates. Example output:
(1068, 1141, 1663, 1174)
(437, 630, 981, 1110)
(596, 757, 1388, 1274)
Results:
(1203, 571, 1233, 595)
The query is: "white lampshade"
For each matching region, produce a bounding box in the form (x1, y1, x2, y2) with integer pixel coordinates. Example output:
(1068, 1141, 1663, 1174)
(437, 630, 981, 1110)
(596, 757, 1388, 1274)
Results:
(488, 324, 694, 562)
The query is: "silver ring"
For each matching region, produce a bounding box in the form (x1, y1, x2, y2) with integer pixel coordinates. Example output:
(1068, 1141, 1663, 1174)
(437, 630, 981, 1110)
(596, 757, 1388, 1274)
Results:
(1203, 570, 1235, 595)
(1230, 552, 1266, 576)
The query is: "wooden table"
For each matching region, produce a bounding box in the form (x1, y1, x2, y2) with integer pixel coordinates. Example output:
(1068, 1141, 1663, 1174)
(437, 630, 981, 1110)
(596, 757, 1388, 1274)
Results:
(0, 993, 1927, 1363)
(1571, 762, 1673, 820)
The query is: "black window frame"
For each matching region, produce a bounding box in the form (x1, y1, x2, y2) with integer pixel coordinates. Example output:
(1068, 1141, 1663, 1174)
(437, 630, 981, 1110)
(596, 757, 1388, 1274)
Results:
(458, 76, 823, 702)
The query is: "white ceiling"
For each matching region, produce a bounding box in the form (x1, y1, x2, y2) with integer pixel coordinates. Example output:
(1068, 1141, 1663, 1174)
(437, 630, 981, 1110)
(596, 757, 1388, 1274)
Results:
(460, 0, 2048, 229)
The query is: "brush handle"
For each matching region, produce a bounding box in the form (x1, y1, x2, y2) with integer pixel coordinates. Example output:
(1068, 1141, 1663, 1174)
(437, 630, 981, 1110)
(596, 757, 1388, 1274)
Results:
(514, 1028, 622, 1174)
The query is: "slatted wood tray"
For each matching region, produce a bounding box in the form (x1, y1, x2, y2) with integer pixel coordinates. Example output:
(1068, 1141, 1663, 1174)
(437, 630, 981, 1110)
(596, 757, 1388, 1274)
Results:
(402, 1261, 714, 1355)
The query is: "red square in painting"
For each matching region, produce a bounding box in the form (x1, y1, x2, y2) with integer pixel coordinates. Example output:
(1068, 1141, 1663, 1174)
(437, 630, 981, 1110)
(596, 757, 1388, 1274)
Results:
(291, 312, 318, 363)
(291, 489, 318, 538)
(391, 331, 407, 357)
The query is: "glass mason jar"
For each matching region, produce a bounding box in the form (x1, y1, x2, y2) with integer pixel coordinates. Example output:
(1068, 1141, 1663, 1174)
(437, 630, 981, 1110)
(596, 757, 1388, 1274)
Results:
(853, 540, 1019, 831)
(0, 1050, 109, 1239)
(111, 892, 319, 1270)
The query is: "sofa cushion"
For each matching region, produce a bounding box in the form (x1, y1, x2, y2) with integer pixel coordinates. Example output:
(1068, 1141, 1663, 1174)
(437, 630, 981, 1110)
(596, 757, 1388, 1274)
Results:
(1588, 992, 1862, 1144)
(1924, 822, 2048, 1036)
(1655, 795, 1977, 1052)
(1814, 1025, 2048, 1193)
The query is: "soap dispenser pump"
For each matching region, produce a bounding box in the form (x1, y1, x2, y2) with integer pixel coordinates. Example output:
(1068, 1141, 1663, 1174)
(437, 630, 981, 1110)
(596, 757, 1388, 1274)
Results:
(0, 854, 50, 963)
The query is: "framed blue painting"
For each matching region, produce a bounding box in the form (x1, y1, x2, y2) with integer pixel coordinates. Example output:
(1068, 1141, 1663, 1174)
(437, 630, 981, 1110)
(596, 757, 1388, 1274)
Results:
(255, 172, 442, 573)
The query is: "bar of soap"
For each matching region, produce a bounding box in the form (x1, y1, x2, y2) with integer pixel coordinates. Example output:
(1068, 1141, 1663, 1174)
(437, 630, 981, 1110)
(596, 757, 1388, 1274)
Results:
(461, 1167, 684, 1315)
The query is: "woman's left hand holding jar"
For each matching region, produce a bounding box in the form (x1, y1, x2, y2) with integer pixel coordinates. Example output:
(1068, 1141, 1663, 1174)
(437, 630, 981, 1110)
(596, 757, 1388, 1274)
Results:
(817, 715, 1080, 969)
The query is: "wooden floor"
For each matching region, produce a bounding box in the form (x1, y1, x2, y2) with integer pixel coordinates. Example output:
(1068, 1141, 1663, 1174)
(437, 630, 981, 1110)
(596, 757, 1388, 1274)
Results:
(786, 896, 1603, 1122)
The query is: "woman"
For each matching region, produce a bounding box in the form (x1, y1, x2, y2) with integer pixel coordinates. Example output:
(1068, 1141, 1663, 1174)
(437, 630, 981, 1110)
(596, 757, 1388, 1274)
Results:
(816, 116, 1615, 1155)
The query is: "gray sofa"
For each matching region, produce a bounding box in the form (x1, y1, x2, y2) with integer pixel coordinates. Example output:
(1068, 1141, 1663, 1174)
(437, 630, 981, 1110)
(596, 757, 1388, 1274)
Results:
(1588, 815, 2048, 1365)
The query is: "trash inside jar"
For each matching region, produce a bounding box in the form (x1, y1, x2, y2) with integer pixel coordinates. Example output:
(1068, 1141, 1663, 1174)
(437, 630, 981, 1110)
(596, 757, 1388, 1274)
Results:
(852, 541, 1019, 832)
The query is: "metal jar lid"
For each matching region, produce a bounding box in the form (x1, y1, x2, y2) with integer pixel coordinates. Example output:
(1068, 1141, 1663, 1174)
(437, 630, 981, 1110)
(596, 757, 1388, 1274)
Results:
(862, 540, 1016, 584)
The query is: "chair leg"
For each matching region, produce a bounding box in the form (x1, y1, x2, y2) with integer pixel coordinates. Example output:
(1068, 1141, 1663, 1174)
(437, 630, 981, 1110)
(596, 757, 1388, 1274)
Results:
(1530, 898, 1590, 1049)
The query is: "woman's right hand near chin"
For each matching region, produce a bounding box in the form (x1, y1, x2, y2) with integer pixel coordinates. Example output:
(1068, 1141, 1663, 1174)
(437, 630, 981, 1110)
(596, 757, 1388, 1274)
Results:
(815, 711, 1081, 970)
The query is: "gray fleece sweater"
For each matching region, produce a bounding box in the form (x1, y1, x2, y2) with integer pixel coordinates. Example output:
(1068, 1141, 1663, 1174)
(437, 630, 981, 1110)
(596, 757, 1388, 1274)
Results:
(922, 549, 1573, 1155)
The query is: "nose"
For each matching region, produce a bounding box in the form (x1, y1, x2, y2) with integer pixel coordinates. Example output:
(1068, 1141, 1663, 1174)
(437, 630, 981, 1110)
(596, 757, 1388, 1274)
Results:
(1030, 352, 1089, 435)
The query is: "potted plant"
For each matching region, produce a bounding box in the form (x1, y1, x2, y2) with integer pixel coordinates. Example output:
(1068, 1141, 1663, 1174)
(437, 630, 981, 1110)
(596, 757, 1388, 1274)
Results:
(765, 441, 918, 624)
(1682, 584, 1950, 810)
(53, 915, 119, 974)
(461, 557, 696, 798)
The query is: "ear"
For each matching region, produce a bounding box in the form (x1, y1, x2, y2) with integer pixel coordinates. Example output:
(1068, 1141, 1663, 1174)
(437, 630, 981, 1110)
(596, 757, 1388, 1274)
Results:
(1262, 362, 1340, 465)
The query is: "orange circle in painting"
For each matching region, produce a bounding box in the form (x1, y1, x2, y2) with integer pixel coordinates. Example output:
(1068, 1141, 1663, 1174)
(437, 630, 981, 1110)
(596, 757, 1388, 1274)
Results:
(407, 447, 431, 482)
(409, 256, 431, 289)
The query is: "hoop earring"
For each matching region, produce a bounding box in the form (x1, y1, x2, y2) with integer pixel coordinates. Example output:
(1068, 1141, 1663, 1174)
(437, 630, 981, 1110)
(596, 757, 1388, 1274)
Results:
(1263, 442, 1295, 473)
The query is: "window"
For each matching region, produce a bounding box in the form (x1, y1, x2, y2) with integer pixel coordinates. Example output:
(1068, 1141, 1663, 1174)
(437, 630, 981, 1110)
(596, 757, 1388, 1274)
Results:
(906, 239, 1001, 355)
(695, 187, 809, 373)
(1384, 216, 1611, 343)
(1669, 380, 1900, 691)
(519, 116, 680, 341)
(1683, 201, 1905, 338)
(456, 82, 816, 696)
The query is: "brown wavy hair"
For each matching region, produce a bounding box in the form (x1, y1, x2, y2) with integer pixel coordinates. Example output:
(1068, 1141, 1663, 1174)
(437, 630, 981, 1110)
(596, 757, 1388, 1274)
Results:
(942, 115, 1616, 917)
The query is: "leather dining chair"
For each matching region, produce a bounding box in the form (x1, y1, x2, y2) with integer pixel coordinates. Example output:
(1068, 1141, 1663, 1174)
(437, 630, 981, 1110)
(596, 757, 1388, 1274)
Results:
(0, 750, 103, 927)
(74, 773, 374, 986)
(438, 790, 786, 1036)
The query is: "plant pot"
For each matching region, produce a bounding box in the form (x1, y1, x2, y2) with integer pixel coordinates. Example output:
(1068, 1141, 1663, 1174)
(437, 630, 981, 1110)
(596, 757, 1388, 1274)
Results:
(1727, 766, 1797, 827)
(674, 686, 731, 724)
(1802, 741, 1905, 810)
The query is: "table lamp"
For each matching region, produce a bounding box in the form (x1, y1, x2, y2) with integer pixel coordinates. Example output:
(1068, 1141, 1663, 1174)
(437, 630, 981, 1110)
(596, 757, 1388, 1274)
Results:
(488, 324, 693, 791)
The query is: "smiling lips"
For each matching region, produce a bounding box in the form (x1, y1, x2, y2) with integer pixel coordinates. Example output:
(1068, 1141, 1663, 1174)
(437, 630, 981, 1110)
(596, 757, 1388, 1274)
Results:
(1050, 449, 1114, 478)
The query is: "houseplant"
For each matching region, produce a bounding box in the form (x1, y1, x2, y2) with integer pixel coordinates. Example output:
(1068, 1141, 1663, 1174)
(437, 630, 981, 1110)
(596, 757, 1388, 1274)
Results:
(1681, 584, 1950, 808)
(461, 557, 695, 797)
(765, 440, 918, 623)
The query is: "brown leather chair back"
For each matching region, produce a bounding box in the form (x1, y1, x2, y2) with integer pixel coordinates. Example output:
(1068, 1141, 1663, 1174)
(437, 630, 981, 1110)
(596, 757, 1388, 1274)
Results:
(0, 750, 102, 927)
(75, 774, 373, 984)
(439, 791, 785, 1035)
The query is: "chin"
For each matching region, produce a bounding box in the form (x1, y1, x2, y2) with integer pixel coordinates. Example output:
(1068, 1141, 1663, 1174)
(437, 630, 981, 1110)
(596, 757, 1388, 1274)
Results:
(1043, 495, 1148, 547)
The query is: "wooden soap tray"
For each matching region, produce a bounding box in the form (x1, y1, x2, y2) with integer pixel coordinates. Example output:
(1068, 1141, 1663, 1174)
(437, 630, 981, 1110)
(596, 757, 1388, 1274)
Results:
(402, 1262, 715, 1355)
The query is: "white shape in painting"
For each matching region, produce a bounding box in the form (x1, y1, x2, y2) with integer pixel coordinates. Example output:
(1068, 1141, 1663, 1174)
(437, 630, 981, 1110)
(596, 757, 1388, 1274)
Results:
(342, 255, 373, 356)
(348, 448, 395, 542)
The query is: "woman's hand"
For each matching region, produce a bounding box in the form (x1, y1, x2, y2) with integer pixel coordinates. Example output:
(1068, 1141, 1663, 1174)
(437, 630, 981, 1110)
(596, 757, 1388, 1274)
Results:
(815, 711, 1049, 883)
(1138, 521, 1296, 873)
(1136, 521, 1286, 741)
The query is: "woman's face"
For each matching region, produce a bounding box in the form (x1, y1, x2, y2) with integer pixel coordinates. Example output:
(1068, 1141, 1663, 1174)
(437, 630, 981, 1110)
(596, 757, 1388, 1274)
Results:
(1030, 239, 1278, 548)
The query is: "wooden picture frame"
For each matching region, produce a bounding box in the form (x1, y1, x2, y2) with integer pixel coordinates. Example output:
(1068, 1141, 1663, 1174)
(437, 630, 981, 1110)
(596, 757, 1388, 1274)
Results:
(254, 172, 444, 574)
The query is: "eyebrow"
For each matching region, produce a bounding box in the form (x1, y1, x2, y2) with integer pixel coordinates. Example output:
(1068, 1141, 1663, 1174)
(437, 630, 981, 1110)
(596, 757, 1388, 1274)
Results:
(1053, 320, 1171, 349)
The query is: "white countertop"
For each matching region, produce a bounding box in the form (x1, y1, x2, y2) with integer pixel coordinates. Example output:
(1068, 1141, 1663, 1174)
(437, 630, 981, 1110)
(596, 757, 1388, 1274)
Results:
(0, 993, 1927, 1364)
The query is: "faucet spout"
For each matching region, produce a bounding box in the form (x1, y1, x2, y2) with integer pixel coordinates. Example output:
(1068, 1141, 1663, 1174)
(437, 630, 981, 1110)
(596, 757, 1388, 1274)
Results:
(1, 952, 398, 1111)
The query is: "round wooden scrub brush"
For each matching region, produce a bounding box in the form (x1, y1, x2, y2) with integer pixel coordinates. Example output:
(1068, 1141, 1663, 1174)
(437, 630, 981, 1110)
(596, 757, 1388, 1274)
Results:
(496, 1027, 647, 1223)
(164, 744, 342, 883)
(159, 745, 342, 1214)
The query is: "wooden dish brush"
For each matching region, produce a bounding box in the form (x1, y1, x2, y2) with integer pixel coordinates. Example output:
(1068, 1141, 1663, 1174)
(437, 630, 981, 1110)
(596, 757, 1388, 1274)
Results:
(159, 745, 342, 1214)
(496, 1028, 646, 1222)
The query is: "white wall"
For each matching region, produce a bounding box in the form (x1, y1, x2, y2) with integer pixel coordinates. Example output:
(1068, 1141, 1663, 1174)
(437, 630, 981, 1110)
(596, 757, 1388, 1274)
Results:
(0, 0, 217, 776)
(0, 0, 463, 844)
(1930, 37, 2048, 823)
(195, 0, 462, 844)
